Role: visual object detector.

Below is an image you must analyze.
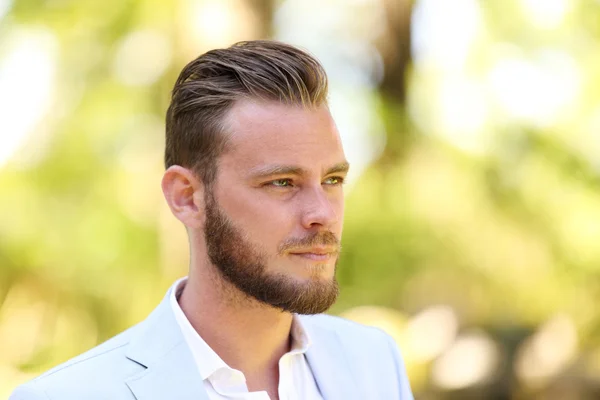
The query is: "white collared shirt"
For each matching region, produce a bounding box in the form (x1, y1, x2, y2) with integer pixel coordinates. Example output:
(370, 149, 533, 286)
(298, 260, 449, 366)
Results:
(169, 277, 323, 400)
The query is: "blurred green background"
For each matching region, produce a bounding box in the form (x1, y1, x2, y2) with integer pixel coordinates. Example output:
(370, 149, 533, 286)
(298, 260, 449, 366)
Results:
(1, 0, 600, 398)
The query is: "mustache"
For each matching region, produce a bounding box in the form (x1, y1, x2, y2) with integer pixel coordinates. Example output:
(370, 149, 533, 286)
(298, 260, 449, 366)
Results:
(277, 231, 341, 254)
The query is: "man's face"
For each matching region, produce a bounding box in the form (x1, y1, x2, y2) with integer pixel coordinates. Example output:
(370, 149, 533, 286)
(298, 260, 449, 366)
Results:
(203, 100, 348, 314)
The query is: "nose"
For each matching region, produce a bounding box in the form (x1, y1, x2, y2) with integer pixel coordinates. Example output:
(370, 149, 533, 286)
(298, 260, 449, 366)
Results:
(299, 186, 341, 230)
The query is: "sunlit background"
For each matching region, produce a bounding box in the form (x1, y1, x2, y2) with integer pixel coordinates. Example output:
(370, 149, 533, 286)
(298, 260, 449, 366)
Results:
(1, 0, 600, 398)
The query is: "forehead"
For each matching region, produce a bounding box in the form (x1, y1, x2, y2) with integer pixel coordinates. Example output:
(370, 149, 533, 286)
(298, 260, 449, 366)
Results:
(220, 100, 346, 173)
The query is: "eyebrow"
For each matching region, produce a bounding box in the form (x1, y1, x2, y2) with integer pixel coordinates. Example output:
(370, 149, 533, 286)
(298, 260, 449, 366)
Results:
(249, 161, 350, 179)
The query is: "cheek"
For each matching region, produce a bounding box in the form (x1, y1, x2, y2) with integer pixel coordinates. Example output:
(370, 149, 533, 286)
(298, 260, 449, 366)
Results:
(221, 191, 297, 245)
(334, 199, 345, 232)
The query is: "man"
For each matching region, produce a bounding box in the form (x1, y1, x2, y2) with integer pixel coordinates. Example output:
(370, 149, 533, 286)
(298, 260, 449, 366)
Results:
(11, 40, 413, 400)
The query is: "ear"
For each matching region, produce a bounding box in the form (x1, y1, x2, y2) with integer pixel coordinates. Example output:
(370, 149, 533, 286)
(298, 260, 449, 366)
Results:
(161, 166, 205, 229)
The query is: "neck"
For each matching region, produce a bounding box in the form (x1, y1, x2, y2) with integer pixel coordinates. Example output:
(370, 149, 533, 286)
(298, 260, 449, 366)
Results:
(179, 261, 293, 378)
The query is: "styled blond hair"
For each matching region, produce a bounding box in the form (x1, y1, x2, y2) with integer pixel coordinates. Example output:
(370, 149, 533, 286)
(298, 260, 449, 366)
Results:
(165, 40, 329, 185)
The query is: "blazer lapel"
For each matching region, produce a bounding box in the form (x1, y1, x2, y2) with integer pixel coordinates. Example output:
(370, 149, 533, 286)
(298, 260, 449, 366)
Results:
(303, 316, 360, 400)
(124, 290, 208, 400)
(122, 290, 362, 400)
(125, 341, 207, 400)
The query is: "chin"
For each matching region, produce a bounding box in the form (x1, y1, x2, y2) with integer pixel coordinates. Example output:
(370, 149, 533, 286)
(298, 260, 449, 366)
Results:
(276, 256, 337, 280)
(295, 264, 336, 281)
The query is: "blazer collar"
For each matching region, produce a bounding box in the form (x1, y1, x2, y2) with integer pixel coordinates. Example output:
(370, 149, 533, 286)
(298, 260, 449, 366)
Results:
(124, 288, 208, 400)
(123, 288, 360, 400)
(302, 315, 361, 400)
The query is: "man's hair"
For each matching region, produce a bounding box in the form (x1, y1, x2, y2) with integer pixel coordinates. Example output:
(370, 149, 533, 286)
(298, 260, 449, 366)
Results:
(164, 40, 329, 186)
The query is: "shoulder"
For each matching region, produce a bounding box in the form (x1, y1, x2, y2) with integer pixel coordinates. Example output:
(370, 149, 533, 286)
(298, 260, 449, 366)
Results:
(10, 325, 143, 400)
(299, 312, 403, 364)
(300, 313, 414, 399)
(300, 312, 395, 344)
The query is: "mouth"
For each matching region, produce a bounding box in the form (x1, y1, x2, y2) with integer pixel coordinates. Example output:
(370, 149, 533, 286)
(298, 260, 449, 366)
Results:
(288, 247, 338, 262)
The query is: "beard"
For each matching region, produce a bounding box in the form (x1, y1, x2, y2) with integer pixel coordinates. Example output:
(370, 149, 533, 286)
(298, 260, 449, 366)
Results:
(203, 191, 340, 314)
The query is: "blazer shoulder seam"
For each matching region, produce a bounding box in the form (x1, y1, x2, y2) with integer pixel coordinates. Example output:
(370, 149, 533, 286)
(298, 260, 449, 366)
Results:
(310, 314, 389, 335)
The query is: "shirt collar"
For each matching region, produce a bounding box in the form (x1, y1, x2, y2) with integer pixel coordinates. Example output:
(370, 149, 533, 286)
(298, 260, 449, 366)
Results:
(290, 313, 312, 355)
(170, 277, 229, 380)
(169, 277, 313, 380)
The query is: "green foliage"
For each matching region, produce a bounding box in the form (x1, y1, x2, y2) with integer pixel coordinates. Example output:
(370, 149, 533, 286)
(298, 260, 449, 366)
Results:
(2, 0, 600, 397)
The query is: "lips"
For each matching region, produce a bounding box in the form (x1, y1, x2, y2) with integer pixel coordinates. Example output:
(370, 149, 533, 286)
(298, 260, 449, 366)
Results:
(290, 253, 333, 261)
(288, 247, 338, 261)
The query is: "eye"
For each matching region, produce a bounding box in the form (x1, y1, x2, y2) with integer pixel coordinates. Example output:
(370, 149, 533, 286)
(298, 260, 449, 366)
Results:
(270, 178, 294, 187)
(323, 176, 345, 185)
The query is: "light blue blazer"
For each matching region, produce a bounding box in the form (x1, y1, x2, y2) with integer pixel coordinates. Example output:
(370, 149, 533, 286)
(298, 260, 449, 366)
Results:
(10, 288, 414, 399)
